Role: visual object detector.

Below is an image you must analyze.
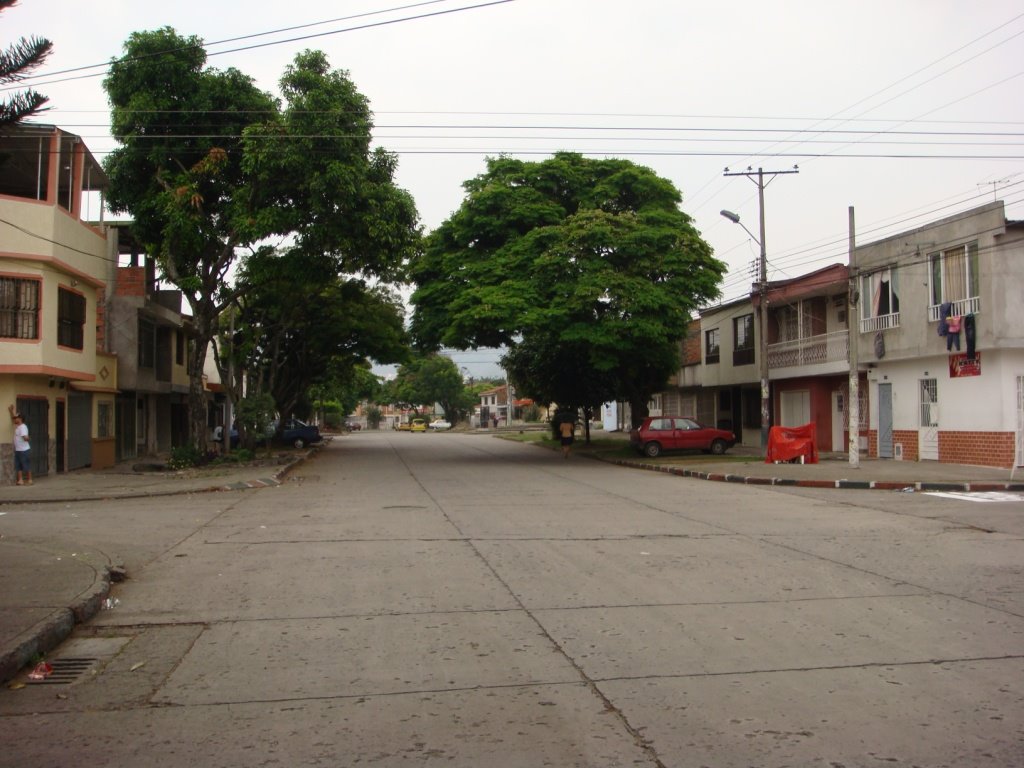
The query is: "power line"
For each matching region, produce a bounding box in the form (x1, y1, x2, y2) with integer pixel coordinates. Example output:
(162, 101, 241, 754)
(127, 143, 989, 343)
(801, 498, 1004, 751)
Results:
(5, 0, 517, 92)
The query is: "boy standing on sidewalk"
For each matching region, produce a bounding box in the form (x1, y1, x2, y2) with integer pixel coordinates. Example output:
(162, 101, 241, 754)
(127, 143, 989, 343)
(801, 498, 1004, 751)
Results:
(8, 404, 32, 486)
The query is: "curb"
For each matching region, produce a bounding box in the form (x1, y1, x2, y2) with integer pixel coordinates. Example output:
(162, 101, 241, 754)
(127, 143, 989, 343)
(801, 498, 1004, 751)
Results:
(0, 566, 111, 685)
(610, 458, 1024, 492)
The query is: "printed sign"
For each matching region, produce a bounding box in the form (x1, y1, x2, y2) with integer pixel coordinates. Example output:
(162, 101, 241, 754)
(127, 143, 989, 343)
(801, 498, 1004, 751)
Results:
(949, 352, 981, 377)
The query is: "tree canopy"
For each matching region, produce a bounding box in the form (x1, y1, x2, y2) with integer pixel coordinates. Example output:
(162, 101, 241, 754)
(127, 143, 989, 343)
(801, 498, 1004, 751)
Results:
(387, 353, 473, 423)
(410, 153, 724, 424)
(103, 29, 420, 446)
(231, 247, 408, 420)
(0, 0, 53, 126)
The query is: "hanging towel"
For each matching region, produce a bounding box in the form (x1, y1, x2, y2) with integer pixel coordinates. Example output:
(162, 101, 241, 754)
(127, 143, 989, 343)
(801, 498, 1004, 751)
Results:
(964, 314, 976, 360)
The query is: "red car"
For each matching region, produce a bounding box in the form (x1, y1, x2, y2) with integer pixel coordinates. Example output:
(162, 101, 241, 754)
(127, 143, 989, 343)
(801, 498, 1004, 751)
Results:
(629, 417, 736, 458)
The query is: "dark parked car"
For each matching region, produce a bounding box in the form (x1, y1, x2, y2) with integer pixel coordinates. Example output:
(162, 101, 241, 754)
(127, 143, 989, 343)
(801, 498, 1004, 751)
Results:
(226, 419, 322, 449)
(629, 417, 736, 458)
(274, 418, 323, 449)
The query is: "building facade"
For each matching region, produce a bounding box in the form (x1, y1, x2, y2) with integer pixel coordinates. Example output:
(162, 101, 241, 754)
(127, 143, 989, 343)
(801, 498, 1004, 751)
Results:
(1, 124, 117, 482)
(854, 201, 1023, 468)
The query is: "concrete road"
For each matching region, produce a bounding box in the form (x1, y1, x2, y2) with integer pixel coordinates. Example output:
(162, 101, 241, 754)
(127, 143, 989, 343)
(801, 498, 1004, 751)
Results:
(1, 432, 1022, 767)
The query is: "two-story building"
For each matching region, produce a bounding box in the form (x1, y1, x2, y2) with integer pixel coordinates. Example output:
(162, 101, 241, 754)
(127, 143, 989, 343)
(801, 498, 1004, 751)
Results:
(763, 264, 867, 454)
(1, 124, 119, 482)
(1, 125, 119, 476)
(854, 201, 1023, 468)
(695, 297, 764, 445)
(105, 223, 193, 461)
(649, 200, 1022, 468)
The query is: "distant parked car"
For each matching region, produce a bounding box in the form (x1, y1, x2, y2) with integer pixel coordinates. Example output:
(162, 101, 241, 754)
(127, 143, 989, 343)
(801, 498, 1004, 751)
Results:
(396, 421, 412, 431)
(410, 418, 427, 433)
(629, 417, 736, 458)
(428, 418, 452, 431)
(273, 418, 322, 449)
(347, 422, 362, 431)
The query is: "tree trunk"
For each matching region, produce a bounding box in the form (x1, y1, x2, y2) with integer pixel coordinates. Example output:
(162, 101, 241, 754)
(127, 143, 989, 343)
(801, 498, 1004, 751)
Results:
(629, 396, 649, 429)
(188, 330, 210, 452)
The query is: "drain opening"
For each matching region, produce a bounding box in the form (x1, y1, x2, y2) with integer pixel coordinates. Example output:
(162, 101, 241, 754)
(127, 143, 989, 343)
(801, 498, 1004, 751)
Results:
(27, 657, 97, 685)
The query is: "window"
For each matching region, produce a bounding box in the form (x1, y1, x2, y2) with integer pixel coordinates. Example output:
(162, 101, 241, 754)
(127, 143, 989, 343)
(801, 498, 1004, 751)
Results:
(648, 418, 674, 431)
(175, 329, 185, 366)
(733, 313, 755, 366)
(57, 287, 85, 349)
(705, 328, 720, 364)
(138, 318, 155, 369)
(0, 278, 40, 339)
(97, 402, 112, 438)
(859, 267, 900, 332)
(929, 242, 979, 318)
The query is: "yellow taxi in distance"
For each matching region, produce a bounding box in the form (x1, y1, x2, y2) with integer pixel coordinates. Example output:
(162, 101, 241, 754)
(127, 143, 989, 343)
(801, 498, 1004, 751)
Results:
(411, 419, 427, 432)
(396, 421, 412, 431)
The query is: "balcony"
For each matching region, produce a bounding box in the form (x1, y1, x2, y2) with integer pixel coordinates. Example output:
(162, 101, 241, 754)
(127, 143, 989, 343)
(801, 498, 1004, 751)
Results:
(768, 330, 849, 370)
(927, 296, 980, 322)
(859, 312, 900, 333)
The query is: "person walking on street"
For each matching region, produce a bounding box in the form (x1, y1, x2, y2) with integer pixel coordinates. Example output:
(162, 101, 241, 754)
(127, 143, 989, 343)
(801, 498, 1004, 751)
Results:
(8, 405, 32, 486)
(558, 418, 575, 459)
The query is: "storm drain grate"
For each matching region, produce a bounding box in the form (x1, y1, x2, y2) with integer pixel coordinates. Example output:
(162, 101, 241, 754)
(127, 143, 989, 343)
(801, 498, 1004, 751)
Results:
(27, 657, 97, 685)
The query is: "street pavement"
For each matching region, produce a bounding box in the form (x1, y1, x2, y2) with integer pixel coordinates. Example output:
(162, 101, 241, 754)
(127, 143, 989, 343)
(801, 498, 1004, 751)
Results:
(0, 431, 1022, 765)
(1, 436, 1020, 685)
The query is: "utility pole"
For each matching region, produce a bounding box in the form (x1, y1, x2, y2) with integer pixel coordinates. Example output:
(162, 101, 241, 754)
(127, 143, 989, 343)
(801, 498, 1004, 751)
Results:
(848, 206, 859, 469)
(722, 166, 799, 454)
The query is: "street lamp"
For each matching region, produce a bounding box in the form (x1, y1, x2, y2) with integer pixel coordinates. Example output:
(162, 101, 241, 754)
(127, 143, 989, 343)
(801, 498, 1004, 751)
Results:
(720, 209, 771, 454)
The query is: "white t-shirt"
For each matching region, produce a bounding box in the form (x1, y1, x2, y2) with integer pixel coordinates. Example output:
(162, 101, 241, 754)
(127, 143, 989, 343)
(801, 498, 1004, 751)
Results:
(14, 423, 29, 452)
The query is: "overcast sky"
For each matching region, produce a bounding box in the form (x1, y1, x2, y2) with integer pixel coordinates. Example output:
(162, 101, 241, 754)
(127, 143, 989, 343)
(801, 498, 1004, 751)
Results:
(6, 0, 1023, 376)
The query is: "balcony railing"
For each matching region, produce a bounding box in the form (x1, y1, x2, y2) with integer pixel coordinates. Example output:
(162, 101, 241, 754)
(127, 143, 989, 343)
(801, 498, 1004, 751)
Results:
(859, 312, 900, 333)
(768, 330, 849, 370)
(927, 296, 981, 322)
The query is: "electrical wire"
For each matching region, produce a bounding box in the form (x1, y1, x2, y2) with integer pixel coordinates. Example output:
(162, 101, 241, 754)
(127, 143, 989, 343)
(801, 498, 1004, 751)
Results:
(4, 0, 517, 92)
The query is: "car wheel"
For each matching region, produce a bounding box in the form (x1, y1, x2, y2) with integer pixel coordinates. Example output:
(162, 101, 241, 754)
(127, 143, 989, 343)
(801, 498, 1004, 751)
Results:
(643, 441, 662, 458)
(710, 439, 727, 455)
(293, 437, 306, 449)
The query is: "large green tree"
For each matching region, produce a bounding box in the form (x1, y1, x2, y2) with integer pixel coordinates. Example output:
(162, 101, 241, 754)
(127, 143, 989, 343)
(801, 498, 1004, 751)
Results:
(103, 30, 419, 447)
(0, 0, 52, 126)
(410, 153, 724, 426)
(389, 353, 472, 423)
(230, 247, 408, 421)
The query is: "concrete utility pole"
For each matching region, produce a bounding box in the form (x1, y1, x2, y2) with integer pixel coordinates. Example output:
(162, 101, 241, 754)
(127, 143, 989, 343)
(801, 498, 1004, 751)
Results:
(722, 166, 799, 454)
(848, 206, 859, 469)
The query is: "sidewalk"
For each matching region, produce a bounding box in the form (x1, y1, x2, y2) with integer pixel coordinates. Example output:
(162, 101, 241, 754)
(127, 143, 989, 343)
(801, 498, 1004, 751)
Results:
(613, 451, 1024, 491)
(2, 443, 1022, 686)
(0, 454, 303, 684)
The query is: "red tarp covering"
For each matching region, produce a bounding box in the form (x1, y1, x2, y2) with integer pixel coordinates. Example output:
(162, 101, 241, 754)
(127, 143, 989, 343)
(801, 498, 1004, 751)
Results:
(765, 423, 819, 464)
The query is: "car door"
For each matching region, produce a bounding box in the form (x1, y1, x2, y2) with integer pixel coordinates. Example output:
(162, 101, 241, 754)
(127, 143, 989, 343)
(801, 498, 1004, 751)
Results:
(676, 418, 700, 449)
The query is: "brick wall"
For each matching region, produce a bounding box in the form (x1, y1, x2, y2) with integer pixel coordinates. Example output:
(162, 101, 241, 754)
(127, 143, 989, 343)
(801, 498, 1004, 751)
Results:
(939, 431, 1016, 469)
(892, 430, 919, 462)
(116, 266, 146, 297)
(868, 429, 1015, 468)
(681, 323, 702, 366)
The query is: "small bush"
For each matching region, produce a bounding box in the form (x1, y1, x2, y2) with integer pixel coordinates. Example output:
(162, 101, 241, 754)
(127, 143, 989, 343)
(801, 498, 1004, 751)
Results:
(168, 445, 202, 470)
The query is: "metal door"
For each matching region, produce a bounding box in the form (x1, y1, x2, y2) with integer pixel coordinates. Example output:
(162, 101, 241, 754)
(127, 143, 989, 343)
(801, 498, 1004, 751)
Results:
(55, 399, 65, 473)
(16, 398, 49, 477)
(780, 390, 810, 427)
(877, 383, 893, 458)
(67, 391, 92, 470)
(832, 391, 844, 452)
(918, 378, 939, 461)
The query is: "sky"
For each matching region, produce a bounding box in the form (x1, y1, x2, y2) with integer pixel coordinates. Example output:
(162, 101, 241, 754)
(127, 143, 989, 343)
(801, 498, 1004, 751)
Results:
(5, 0, 1024, 378)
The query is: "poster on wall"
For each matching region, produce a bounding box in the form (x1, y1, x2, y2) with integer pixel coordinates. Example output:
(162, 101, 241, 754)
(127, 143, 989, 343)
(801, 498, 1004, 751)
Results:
(949, 352, 981, 378)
